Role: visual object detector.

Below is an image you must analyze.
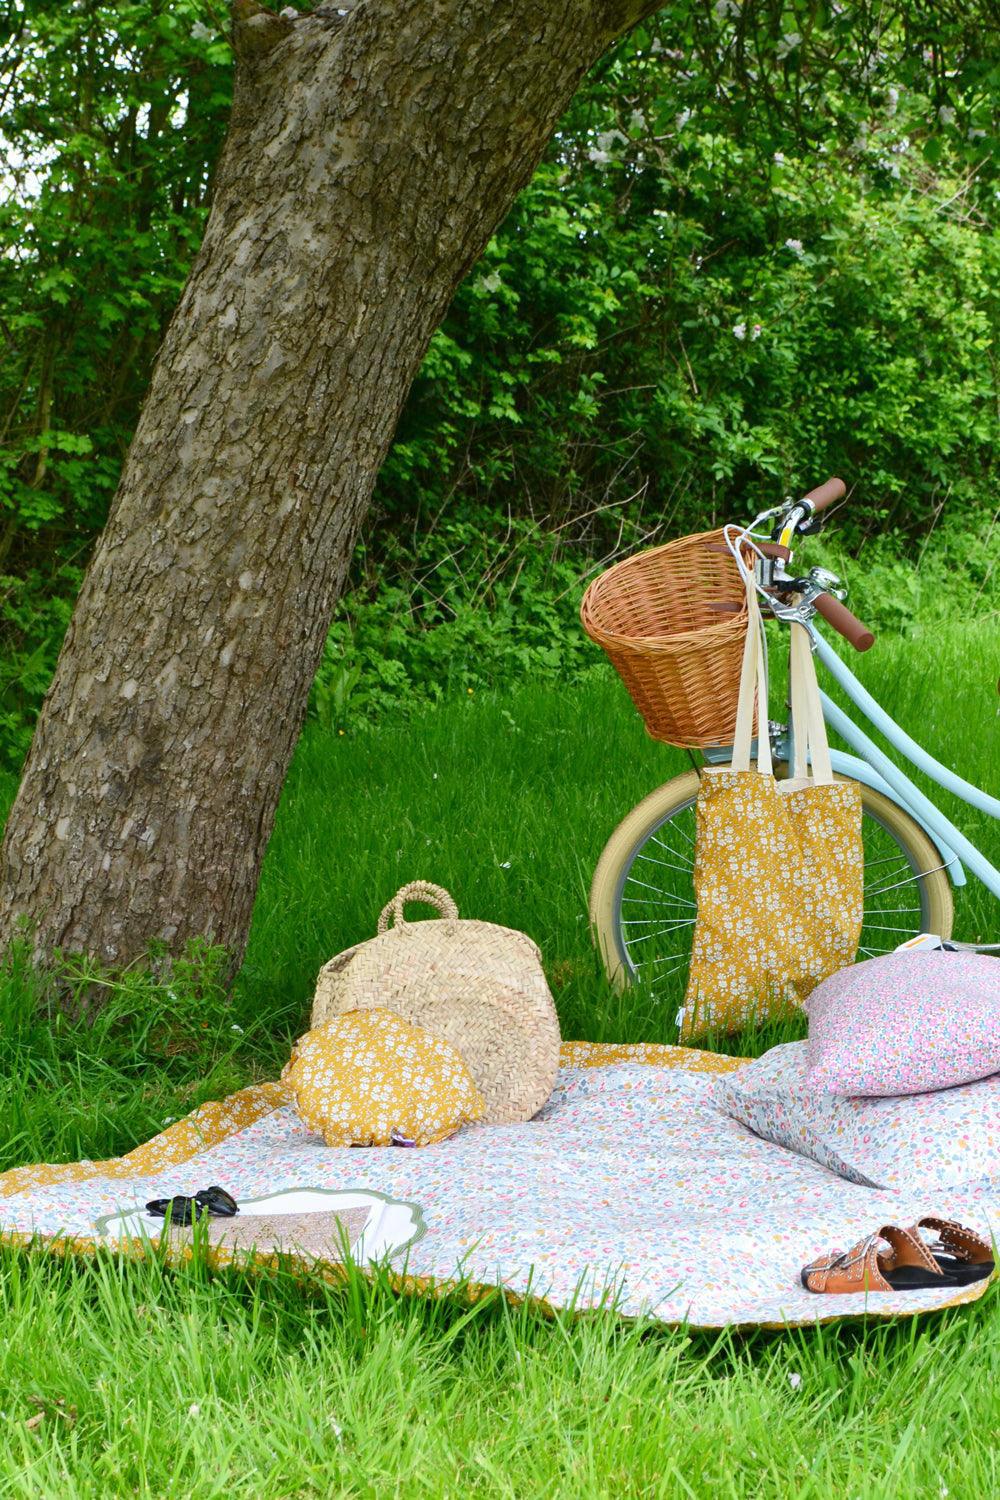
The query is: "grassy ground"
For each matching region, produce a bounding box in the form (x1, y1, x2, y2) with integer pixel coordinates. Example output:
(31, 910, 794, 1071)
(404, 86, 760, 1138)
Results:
(0, 619, 996, 1496)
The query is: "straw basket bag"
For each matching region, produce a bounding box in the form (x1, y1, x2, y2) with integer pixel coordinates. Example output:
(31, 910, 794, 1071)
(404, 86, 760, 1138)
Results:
(580, 528, 749, 747)
(311, 881, 561, 1124)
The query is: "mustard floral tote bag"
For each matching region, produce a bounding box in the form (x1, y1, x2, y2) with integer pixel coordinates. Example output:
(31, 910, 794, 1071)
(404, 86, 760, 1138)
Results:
(681, 581, 863, 1041)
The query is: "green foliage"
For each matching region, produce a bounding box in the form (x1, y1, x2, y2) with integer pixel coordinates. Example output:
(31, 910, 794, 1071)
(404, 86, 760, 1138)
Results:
(1, 1, 998, 764)
(311, 509, 604, 730)
(0, 561, 81, 764)
(315, 4, 1000, 730)
(312, 502, 999, 732)
(809, 513, 1000, 633)
(0, 0, 233, 765)
(376, 12, 998, 540)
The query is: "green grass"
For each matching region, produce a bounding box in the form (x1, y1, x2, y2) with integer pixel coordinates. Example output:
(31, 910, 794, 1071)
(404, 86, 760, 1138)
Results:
(0, 618, 997, 1496)
(2, 1247, 1000, 1498)
(242, 616, 999, 1034)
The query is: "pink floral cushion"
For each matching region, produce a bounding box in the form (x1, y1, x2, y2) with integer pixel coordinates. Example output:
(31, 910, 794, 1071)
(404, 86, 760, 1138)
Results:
(805, 952, 1000, 1097)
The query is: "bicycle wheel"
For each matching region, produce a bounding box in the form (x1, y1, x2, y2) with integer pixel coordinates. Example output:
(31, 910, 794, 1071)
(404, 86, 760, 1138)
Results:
(589, 769, 954, 1004)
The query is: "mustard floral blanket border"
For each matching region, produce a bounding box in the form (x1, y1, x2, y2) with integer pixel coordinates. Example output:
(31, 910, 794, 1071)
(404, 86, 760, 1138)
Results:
(0, 1042, 742, 1199)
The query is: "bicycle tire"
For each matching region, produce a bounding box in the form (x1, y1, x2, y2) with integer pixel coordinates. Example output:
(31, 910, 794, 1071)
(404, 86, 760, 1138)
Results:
(589, 769, 954, 997)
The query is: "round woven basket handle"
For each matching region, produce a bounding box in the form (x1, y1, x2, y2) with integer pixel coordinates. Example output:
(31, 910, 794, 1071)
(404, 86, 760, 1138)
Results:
(377, 881, 459, 934)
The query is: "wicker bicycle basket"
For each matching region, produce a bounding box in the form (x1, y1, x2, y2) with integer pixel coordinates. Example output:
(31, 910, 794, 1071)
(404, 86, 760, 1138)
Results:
(580, 527, 750, 748)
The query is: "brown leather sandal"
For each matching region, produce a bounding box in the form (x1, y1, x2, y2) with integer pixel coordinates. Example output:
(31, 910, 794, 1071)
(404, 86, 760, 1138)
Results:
(912, 1217, 994, 1286)
(802, 1224, 952, 1294)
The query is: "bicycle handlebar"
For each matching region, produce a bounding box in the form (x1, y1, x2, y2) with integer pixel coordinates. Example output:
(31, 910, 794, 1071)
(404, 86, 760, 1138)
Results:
(747, 479, 874, 649)
(801, 477, 846, 513)
(814, 592, 875, 652)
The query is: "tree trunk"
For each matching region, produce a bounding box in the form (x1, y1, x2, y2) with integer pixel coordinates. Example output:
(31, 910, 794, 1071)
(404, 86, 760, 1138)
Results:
(0, 0, 659, 979)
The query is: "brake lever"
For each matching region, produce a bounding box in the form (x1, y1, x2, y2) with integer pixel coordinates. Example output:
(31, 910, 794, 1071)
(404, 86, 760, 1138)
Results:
(755, 562, 848, 631)
(796, 513, 826, 538)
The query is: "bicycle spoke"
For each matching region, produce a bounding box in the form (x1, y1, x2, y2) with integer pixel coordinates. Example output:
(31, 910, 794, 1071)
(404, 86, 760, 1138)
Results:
(863, 864, 913, 892)
(863, 851, 921, 869)
(861, 922, 922, 934)
(603, 766, 946, 1006)
(648, 951, 687, 966)
(621, 915, 697, 926)
(621, 897, 698, 911)
(865, 869, 939, 898)
(626, 922, 697, 945)
(615, 801, 698, 1000)
(622, 876, 687, 897)
(633, 852, 697, 879)
(645, 960, 689, 984)
(649, 833, 694, 868)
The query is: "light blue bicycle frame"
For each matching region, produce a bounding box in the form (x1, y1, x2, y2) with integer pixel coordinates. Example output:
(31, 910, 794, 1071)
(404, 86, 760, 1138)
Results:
(705, 624, 1000, 901)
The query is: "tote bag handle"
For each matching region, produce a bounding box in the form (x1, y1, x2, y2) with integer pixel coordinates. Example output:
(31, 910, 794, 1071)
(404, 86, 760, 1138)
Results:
(789, 620, 834, 785)
(730, 577, 834, 785)
(730, 572, 772, 776)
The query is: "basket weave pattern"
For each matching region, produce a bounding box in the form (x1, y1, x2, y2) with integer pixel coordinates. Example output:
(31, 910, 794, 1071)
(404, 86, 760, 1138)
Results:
(580, 528, 749, 748)
(311, 882, 561, 1125)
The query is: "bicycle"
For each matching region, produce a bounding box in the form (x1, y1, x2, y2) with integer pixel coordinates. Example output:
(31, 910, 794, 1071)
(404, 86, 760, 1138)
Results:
(587, 478, 1000, 1005)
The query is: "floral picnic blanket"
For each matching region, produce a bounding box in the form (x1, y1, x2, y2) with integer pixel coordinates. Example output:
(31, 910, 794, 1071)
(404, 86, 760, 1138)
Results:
(0, 1042, 993, 1329)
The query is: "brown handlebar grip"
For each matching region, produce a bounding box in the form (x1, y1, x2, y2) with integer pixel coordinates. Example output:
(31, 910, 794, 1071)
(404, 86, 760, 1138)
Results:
(802, 477, 846, 512)
(814, 592, 875, 652)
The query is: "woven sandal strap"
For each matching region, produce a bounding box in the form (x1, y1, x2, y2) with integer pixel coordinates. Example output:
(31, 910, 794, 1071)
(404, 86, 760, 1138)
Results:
(377, 881, 460, 934)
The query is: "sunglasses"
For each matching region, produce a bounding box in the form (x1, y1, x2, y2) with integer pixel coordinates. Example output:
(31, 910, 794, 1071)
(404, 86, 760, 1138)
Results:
(145, 1185, 239, 1225)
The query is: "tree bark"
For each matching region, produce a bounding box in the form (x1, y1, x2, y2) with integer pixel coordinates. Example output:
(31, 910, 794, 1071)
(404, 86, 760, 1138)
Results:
(0, 0, 659, 979)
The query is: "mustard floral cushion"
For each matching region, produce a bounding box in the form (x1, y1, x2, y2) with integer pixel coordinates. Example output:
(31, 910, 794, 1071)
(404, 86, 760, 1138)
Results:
(284, 1009, 486, 1147)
